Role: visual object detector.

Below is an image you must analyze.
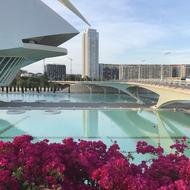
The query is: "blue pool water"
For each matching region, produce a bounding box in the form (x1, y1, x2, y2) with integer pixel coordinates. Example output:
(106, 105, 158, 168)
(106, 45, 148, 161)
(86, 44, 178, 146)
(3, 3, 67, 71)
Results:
(0, 92, 134, 103)
(0, 109, 190, 156)
(0, 92, 190, 161)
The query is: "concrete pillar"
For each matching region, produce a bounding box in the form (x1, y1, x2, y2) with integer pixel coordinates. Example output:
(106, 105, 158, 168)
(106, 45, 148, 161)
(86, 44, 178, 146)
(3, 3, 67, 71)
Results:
(135, 88, 139, 98)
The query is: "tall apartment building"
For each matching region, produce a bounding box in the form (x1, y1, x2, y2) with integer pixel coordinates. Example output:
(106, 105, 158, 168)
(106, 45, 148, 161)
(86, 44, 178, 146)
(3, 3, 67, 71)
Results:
(44, 64, 66, 81)
(83, 29, 99, 79)
(120, 64, 184, 80)
(99, 64, 190, 81)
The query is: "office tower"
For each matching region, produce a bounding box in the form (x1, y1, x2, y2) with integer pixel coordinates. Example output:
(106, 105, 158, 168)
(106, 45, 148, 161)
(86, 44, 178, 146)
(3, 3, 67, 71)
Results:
(83, 29, 99, 79)
(44, 64, 66, 81)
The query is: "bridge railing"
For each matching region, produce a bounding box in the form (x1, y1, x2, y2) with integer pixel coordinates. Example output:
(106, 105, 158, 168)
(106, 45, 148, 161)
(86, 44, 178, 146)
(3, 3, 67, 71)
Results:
(58, 79, 190, 90)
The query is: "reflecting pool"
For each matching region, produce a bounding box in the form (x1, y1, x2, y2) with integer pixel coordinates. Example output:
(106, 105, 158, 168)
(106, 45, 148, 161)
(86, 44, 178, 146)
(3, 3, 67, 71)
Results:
(0, 109, 190, 156)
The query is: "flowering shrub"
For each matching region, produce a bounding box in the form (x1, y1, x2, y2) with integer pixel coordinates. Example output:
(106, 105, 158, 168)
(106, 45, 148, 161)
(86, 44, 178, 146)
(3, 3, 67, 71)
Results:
(0, 135, 190, 190)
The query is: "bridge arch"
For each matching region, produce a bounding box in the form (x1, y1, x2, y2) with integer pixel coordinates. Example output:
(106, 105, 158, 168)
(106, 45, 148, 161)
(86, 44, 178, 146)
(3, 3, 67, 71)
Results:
(93, 82, 143, 104)
(56, 81, 190, 108)
(128, 82, 190, 108)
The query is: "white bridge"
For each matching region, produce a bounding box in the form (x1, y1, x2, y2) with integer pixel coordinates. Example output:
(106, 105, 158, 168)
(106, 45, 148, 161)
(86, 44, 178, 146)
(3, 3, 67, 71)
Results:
(56, 80, 190, 108)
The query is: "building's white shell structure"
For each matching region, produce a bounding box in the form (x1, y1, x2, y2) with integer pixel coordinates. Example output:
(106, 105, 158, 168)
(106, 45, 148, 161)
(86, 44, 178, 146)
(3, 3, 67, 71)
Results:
(0, 0, 88, 86)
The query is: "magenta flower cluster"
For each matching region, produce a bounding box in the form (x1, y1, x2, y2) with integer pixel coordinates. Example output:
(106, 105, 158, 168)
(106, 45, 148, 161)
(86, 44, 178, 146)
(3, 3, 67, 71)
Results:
(0, 135, 190, 190)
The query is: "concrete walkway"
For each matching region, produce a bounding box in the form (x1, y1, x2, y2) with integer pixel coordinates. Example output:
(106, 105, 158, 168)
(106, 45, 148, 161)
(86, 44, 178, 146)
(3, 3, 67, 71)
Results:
(0, 101, 189, 110)
(0, 101, 153, 109)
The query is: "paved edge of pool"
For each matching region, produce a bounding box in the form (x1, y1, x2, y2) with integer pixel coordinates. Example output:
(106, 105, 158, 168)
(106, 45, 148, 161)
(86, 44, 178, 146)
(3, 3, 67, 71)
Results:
(0, 101, 189, 111)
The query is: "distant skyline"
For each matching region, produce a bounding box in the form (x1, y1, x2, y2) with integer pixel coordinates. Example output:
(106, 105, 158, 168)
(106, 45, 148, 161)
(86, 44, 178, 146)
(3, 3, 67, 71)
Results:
(24, 0, 190, 74)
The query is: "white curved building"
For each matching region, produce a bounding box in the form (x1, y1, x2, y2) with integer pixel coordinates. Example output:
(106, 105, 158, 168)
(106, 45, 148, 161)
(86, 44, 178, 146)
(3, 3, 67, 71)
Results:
(0, 0, 89, 86)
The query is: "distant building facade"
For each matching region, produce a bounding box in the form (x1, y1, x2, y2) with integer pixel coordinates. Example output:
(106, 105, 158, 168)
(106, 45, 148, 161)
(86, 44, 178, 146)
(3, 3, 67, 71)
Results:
(44, 64, 66, 81)
(99, 64, 190, 80)
(99, 64, 120, 80)
(186, 65, 190, 77)
(19, 70, 43, 78)
(83, 29, 99, 79)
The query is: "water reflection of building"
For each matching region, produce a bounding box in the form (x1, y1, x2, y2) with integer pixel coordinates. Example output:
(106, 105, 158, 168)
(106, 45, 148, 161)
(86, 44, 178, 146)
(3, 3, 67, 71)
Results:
(99, 64, 190, 80)
(101, 110, 190, 153)
(83, 110, 98, 138)
(0, 119, 25, 139)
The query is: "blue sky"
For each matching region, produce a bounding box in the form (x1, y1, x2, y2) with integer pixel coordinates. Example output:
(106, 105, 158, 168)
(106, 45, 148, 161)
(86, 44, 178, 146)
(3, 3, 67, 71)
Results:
(24, 0, 190, 74)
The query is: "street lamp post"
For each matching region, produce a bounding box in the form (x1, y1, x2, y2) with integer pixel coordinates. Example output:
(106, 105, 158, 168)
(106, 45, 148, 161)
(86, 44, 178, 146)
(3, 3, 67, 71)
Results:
(160, 64, 163, 81)
(138, 65, 141, 81)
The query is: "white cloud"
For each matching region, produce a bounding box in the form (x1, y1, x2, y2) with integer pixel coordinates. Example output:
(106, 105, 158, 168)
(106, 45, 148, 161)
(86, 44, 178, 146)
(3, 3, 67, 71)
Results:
(98, 21, 168, 63)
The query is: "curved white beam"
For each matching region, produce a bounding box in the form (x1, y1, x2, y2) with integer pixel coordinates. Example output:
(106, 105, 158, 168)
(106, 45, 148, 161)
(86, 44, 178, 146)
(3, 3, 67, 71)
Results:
(58, 0, 91, 26)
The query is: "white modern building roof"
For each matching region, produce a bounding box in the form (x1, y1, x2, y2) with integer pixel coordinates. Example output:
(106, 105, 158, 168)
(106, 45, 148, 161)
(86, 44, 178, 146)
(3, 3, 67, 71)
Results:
(0, 0, 89, 86)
